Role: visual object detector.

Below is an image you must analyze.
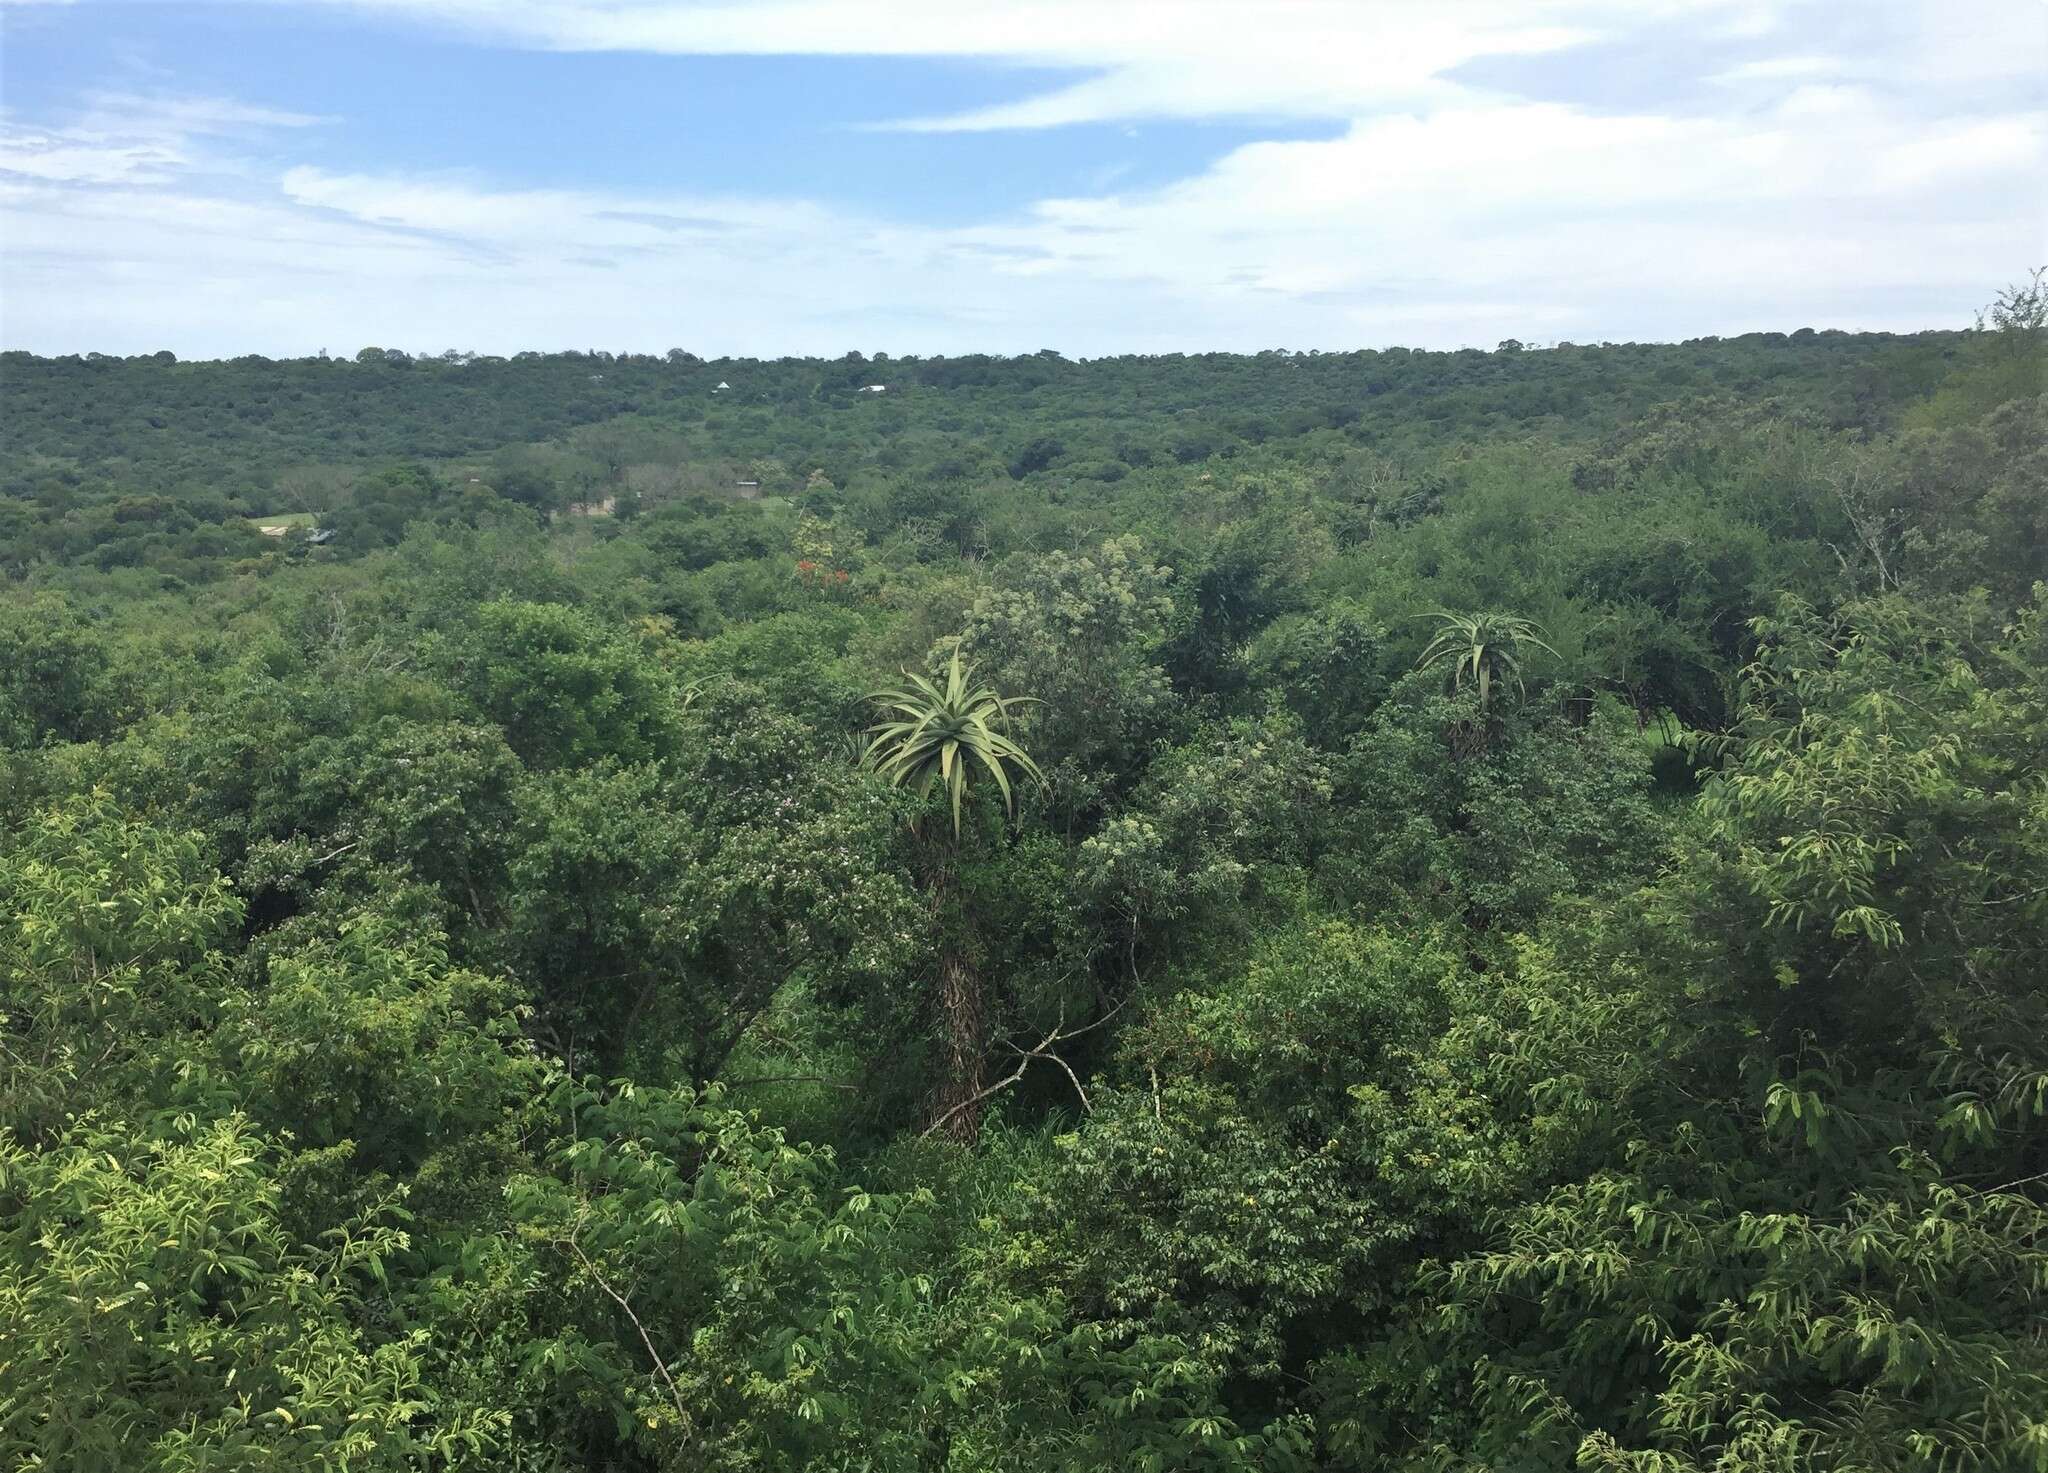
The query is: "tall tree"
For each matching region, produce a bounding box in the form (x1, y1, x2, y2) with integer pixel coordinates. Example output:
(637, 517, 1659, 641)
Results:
(862, 649, 1043, 1139)
(1416, 610, 1556, 712)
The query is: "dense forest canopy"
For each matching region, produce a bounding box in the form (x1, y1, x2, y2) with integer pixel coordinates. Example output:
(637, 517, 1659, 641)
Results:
(1, 279, 2044, 1470)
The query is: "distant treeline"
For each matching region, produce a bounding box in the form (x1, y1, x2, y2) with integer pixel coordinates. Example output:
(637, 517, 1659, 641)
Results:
(2, 327, 1967, 487)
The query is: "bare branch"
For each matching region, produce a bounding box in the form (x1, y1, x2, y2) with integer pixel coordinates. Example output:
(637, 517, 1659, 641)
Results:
(921, 1002, 1117, 1139)
(308, 839, 361, 867)
(921, 1056, 1036, 1139)
(565, 1225, 693, 1433)
(1038, 1047, 1091, 1115)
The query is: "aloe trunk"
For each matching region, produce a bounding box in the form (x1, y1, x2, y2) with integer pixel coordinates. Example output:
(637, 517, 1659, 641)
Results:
(932, 943, 987, 1141)
(922, 837, 987, 1140)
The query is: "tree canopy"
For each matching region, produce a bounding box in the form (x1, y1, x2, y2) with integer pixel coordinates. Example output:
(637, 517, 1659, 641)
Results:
(2, 291, 2044, 1469)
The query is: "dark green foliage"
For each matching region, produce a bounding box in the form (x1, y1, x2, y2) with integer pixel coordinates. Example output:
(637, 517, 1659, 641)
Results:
(959, 536, 1181, 822)
(1243, 600, 1387, 748)
(442, 599, 682, 769)
(0, 595, 122, 746)
(1333, 678, 1662, 929)
(1074, 714, 1330, 964)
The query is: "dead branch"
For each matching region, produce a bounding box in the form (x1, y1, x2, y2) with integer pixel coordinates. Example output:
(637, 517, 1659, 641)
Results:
(920, 1000, 1124, 1139)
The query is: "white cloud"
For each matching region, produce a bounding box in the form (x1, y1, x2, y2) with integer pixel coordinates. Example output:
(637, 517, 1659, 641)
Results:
(6, 73, 2038, 358)
(940, 90, 2046, 329)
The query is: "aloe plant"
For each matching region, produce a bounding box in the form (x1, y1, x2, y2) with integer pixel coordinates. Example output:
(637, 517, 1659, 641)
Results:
(862, 649, 1044, 836)
(1417, 610, 1557, 710)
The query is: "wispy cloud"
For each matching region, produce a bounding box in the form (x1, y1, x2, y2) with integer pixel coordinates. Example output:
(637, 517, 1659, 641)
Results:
(73, 91, 329, 134)
(264, 0, 1669, 128)
(1707, 53, 1846, 83)
(0, 129, 187, 186)
(0, 90, 325, 186)
(271, 0, 2045, 130)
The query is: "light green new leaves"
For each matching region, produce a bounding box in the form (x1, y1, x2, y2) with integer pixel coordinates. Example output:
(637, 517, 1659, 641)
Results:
(0, 1114, 451, 1473)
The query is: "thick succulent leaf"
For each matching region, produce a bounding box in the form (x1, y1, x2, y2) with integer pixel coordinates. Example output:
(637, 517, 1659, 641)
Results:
(859, 653, 1045, 834)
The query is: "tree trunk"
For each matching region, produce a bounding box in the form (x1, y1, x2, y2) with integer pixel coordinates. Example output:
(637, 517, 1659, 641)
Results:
(923, 836, 987, 1142)
(931, 944, 987, 1141)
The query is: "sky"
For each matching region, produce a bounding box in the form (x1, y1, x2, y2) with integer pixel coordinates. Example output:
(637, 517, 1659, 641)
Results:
(0, 0, 2043, 359)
